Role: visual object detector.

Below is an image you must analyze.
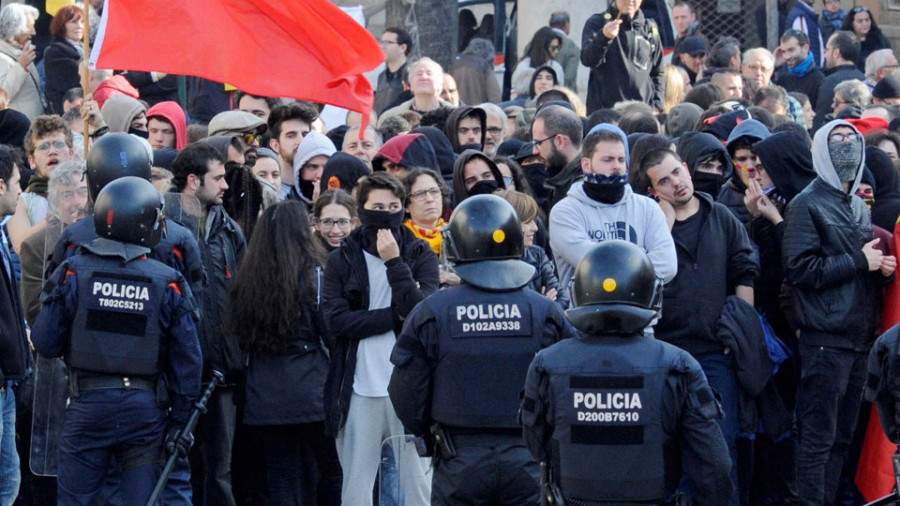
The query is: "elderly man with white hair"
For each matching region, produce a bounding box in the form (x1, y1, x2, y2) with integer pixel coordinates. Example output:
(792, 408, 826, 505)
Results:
(0, 3, 42, 119)
(864, 48, 899, 90)
(477, 102, 508, 159)
(378, 57, 454, 127)
(742, 47, 776, 94)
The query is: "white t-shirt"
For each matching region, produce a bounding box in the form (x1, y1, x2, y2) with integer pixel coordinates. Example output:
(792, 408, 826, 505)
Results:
(352, 251, 397, 397)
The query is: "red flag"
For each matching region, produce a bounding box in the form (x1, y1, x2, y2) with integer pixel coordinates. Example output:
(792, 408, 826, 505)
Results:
(90, 0, 382, 119)
(855, 221, 900, 502)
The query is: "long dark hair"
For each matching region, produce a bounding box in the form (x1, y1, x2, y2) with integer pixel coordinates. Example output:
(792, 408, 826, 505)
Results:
(228, 201, 327, 354)
(842, 6, 882, 37)
(524, 27, 561, 68)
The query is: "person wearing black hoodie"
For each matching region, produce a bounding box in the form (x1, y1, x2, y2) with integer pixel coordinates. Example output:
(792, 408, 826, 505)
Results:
(443, 106, 487, 154)
(410, 126, 457, 187)
(676, 131, 734, 198)
(451, 149, 507, 206)
(866, 145, 900, 232)
(742, 131, 816, 505)
(718, 119, 772, 228)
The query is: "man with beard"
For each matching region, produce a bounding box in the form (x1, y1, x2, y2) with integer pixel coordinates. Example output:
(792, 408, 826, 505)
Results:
(548, 124, 676, 305)
(634, 148, 758, 506)
(774, 30, 825, 107)
(477, 103, 507, 159)
(208, 110, 267, 166)
(267, 102, 318, 200)
(171, 143, 247, 506)
(531, 105, 583, 213)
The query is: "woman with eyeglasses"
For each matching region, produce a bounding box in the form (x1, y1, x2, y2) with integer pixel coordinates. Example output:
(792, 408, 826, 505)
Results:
(313, 190, 358, 251)
(402, 169, 448, 256)
(842, 5, 891, 70)
(402, 169, 460, 287)
(513, 27, 564, 90)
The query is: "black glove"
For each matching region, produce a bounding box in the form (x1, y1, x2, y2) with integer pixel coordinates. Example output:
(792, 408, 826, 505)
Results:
(165, 423, 194, 458)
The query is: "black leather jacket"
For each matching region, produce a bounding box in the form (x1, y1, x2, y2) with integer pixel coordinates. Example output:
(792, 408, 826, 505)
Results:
(783, 178, 882, 351)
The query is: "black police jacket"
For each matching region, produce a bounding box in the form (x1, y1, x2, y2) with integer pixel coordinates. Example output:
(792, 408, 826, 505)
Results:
(49, 215, 205, 310)
(522, 332, 733, 505)
(388, 283, 573, 437)
(321, 226, 439, 437)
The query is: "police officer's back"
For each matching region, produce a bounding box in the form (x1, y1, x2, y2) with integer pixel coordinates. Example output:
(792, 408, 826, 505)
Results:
(521, 240, 732, 506)
(48, 133, 205, 300)
(389, 194, 575, 505)
(32, 177, 203, 506)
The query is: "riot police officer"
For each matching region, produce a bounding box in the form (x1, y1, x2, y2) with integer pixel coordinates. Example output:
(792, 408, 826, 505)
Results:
(48, 132, 204, 300)
(521, 240, 733, 505)
(388, 194, 575, 505)
(32, 176, 203, 506)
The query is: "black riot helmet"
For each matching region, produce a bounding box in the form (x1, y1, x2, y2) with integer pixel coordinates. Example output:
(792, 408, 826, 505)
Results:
(93, 176, 165, 248)
(566, 240, 663, 335)
(442, 193, 535, 291)
(86, 133, 152, 200)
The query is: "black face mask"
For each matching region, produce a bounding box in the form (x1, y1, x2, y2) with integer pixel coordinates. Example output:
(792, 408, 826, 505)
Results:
(692, 171, 726, 197)
(468, 179, 500, 197)
(129, 128, 150, 139)
(357, 207, 405, 256)
(299, 178, 317, 201)
(583, 180, 626, 204)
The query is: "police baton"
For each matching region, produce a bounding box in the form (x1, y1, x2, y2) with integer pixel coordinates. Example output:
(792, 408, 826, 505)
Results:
(146, 370, 225, 506)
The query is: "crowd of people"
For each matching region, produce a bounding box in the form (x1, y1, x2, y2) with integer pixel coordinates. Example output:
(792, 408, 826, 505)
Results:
(0, 0, 898, 504)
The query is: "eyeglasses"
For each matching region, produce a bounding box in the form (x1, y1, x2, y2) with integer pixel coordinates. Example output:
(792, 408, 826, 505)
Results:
(379, 39, 399, 46)
(35, 140, 68, 152)
(829, 132, 860, 143)
(832, 98, 849, 106)
(549, 44, 561, 52)
(486, 127, 503, 135)
(242, 132, 261, 145)
(317, 218, 353, 230)
(745, 64, 772, 73)
(409, 187, 442, 202)
(851, 6, 870, 13)
(533, 134, 556, 147)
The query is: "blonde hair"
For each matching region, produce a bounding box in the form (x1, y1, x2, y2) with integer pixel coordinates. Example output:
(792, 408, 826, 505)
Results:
(664, 65, 686, 113)
(496, 189, 539, 223)
(551, 85, 586, 117)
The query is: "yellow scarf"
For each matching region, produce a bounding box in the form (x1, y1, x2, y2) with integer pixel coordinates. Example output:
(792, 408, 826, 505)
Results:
(405, 218, 445, 257)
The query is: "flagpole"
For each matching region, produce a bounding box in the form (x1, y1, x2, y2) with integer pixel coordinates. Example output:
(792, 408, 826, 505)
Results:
(82, 7, 90, 158)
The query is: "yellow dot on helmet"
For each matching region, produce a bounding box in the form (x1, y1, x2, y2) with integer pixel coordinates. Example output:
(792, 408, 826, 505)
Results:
(492, 229, 505, 243)
(603, 278, 617, 292)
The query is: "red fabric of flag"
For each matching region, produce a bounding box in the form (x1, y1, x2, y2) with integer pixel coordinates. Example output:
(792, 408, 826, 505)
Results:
(92, 0, 382, 116)
(855, 221, 900, 502)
